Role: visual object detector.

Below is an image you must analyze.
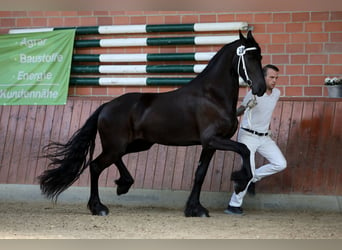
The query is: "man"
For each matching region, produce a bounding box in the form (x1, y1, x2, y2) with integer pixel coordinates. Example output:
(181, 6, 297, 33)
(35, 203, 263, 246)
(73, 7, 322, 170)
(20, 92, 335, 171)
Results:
(225, 64, 287, 215)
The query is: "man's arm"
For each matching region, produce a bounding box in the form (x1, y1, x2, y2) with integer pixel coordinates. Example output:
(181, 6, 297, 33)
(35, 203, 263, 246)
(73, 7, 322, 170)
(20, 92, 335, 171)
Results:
(237, 97, 258, 116)
(236, 105, 246, 116)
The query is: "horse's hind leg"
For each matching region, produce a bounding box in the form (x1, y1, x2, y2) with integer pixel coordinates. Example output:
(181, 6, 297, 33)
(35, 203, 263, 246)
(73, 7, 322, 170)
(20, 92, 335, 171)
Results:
(114, 158, 134, 195)
(185, 148, 215, 217)
(114, 140, 153, 195)
(88, 152, 114, 216)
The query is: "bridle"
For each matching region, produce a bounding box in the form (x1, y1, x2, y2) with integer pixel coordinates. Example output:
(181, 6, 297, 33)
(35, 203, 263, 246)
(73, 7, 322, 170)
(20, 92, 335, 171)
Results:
(236, 45, 259, 128)
(236, 45, 257, 87)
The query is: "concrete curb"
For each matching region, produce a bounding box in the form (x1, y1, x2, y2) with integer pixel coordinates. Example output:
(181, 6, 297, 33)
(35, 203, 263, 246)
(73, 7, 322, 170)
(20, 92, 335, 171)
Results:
(0, 184, 341, 213)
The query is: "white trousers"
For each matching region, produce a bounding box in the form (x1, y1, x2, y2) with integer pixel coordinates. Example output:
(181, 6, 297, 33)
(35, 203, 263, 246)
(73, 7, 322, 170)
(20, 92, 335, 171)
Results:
(229, 129, 287, 207)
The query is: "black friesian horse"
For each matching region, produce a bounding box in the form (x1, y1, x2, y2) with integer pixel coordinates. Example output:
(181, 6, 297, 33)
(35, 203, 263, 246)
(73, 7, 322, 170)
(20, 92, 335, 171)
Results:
(39, 30, 266, 217)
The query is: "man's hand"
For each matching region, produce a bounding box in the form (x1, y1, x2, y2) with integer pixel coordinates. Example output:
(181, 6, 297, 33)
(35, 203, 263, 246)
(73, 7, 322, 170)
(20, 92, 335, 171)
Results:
(236, 97, 257, 117)
(246, 97, 257, 109)
(236, 105, 246, 116)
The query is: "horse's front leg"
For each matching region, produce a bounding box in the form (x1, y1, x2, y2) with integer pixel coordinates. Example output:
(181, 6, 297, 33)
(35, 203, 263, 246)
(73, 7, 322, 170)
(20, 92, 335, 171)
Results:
(209, 137, 252, 193)
(185, 148, 215, 217)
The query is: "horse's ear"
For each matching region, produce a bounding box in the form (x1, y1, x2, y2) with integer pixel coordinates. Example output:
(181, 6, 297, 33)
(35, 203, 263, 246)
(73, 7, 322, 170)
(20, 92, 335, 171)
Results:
(247, 30, 253, 39)
(239, 30, 246, 41)
(246, 30, 256, 43)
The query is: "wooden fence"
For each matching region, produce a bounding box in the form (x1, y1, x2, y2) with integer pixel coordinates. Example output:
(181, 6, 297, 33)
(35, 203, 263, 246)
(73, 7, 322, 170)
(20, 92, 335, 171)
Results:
(3, 22, 341, 197)
(0, 97, 341, 196)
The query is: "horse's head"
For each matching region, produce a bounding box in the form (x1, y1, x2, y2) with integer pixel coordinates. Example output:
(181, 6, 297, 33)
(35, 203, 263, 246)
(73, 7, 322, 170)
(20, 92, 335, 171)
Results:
(236, 30, 266, 97)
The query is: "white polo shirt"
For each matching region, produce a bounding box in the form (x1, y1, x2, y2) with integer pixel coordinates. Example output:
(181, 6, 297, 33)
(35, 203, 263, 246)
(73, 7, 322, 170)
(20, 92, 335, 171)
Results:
(240, 88, 280, 133)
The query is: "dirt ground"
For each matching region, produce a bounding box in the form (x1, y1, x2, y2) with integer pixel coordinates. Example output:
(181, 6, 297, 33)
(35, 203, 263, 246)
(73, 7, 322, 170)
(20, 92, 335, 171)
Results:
(0, 201, 341, 239)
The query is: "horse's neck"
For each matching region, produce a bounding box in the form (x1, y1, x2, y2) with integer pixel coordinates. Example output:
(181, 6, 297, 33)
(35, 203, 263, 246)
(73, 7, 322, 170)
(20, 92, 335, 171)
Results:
(200, 47, 240, 106)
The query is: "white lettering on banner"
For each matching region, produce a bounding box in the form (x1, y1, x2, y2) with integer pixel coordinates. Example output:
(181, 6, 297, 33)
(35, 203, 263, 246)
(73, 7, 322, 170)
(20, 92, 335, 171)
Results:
(17, 71, 53, 81)
(0, 89, 59, 99)
(1, 30, 75, 105)
(20, 38, 47, 48)
(19, 53, 63, 63)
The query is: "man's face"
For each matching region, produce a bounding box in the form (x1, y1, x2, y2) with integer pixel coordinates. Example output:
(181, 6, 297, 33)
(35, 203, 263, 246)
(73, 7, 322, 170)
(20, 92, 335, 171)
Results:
(265, 68, 279, 91)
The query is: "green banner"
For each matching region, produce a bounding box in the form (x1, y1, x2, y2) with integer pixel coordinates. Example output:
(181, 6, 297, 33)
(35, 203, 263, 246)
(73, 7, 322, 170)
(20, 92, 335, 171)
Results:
(0, 29, 75, 105)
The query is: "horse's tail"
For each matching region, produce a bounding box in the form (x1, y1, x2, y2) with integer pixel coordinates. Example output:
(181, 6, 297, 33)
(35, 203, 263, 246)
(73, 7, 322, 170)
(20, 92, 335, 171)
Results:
(39, 103, 106, 201)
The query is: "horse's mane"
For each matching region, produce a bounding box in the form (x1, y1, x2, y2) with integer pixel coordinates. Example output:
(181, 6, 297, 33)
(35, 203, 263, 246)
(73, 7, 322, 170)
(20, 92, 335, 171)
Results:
(208, 41, 239, 69)
(192, 33, 260, 83)
(193, 38, 241, 82)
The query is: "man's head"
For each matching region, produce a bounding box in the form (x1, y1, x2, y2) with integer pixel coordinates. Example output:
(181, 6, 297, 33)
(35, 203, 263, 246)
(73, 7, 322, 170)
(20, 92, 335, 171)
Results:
(263, 64, 279, 92)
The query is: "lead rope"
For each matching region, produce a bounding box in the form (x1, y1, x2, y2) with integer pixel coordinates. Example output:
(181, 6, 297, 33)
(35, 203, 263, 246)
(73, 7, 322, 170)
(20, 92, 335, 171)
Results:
(246, 95, 256, 129)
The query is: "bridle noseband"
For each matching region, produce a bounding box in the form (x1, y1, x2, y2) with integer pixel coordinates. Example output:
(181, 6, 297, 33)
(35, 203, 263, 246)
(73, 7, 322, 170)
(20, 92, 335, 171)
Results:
(236, 45, 257, 87)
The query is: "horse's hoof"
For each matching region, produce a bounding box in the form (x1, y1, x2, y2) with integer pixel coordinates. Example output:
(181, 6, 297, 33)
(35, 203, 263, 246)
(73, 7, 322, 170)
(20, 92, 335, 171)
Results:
(88, 202, 109, 216)
(185, 211, 210, 217)
(200, 213, 210, 218)
(234, 181, 249, 194)
(116, 185, 131, 195)
(184, 204, 210, 217)
(115, 179, 134, 195)
(97, 210, 109, 216)
(233, 182, 242, 194)
(91, 208, 109, 216)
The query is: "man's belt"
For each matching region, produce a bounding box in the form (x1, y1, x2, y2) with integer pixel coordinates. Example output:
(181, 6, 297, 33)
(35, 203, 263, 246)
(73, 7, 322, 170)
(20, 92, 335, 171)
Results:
(242, 127, 269, 136)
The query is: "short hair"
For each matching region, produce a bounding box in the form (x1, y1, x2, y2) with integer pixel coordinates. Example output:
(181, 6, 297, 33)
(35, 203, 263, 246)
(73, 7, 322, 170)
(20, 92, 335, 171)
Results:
(263, 64, 279, 77)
